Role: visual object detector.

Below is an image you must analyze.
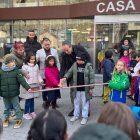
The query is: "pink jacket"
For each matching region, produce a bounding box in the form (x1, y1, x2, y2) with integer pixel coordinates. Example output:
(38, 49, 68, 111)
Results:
(120, 56, 130, 68)
(44, 66, 59, 88)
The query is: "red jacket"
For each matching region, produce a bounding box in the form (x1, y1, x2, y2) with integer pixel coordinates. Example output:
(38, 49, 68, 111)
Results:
(44, 66, 59, 88)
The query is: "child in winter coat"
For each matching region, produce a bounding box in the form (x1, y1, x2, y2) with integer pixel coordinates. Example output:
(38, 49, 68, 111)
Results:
(20, 52, 43, 120)
(0, 54, 31, 129)
(102, 50, 114, 104)
(44, 55, 60, 109)
(120, 50, 130, 68)
(109, 60, 130, 103)
(60, 52, 95, 125)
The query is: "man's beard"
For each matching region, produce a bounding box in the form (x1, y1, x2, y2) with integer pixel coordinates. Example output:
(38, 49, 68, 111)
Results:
(29, 38, 34, 42)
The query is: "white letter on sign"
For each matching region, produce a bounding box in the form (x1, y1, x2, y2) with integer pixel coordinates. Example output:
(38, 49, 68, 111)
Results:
(125, 0, 136, 11)
(97, 2, 105, 13)
(106, 2, 115, 12)
(116, 1, 125, 11)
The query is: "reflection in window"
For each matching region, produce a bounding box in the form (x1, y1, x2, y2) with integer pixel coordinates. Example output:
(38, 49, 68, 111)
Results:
(67, 19, 93, 45)
(13, 0, 38, 7)
(0, 0, 93, 7)
(0, 22, 11, 58)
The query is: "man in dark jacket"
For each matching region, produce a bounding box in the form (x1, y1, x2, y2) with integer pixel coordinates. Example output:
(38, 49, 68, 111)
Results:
(24, 30, 42, 55)
(60, 40, 91, 78)
(60, 40, 91, 116)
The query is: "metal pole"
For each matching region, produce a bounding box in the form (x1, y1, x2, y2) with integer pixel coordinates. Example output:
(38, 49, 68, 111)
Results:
(93, 19, 96, 73)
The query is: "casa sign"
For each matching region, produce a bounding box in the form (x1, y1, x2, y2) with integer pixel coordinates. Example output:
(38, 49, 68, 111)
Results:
(97, 0, 136, 13)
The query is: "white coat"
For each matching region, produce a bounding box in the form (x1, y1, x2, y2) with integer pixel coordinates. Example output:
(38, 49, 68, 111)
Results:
(36, 48, 60, 78)
(19, 63, 43, 99)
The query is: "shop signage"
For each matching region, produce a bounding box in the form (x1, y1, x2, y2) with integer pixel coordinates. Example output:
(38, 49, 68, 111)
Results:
(97, 0, 136, 13)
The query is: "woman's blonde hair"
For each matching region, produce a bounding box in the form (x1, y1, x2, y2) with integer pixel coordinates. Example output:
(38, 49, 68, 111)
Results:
(113, 60, 128, 75)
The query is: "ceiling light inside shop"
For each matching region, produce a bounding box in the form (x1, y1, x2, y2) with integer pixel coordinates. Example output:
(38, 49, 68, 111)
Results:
(0, 31, 7, 38)
(81, 31, 90, 34)
(125, 35, 132, 38)
(87, 38, 91, 41)
(55, 0, 65, 2)
(86, 28, 91, 31)
(72, 30, 80, 33)
(68, 28, 77, 31)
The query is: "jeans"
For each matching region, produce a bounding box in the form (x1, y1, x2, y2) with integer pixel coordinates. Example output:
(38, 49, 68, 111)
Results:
(3, 96, 22, 120)
(24, 98, 34, 114)
(74, 91, 89, 118)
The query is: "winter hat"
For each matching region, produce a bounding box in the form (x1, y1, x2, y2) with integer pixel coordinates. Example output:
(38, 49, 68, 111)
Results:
(3, 54, 15, 64)
(14, 41, 24, 50)
(69, 123, 132, 140)
(76, 52, 87, 61)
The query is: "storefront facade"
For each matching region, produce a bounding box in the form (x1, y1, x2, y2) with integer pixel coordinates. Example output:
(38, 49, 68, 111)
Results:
(0, 0, 140, 73)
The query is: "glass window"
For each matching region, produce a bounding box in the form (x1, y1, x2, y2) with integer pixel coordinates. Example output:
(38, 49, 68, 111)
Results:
(95, 22, 140, 73)
(11, 19, 94, 65)
(66, 19, 94, 64)
(0, 21, 11, 58)
(13, 0, 38, 7)
(128, 22, 140, 51)
(13, 20, 39, 42)
(0, 0, 92, 7)
(0, 0, 12, 8)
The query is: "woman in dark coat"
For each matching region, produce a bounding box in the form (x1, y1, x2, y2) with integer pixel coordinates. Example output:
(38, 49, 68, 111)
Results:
(114, 38, 135, 58)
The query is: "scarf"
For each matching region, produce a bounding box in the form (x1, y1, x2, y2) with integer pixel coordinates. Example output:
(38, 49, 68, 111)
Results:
(1, 63, 16, 72)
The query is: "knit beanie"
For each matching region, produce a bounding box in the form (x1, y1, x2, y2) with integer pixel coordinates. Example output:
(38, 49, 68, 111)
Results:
(76, 52, 87, 61)
(3, 54, 15, 64)
(69, 123, 132, 140)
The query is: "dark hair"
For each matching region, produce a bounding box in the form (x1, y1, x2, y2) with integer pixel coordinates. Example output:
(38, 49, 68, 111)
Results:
(137, 53, 140, 58)
(105, 50, 113, 59)
(28, 29, 35, 32)
(0, 118, 3, 135)
(69, 123, 131, 140)
(27, 109, 67, 140)
(45, 55, 57, 67)
(119, 37, 134, 48)
(131, 52, 137, 59)
(97, 102, 139, 140)
(25, 52, 36, 65)
(123, 49, 129, 55)
(62, 40, 72, 47)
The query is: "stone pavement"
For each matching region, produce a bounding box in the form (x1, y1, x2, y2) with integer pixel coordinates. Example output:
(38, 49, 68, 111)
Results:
(0, 75, 135, 140)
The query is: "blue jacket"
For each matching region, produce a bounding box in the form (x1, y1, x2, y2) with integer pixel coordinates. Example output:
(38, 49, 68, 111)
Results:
(102, 58, 114, 83)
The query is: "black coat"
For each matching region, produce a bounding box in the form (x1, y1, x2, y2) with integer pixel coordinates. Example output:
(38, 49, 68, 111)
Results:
(102, 58, 114, 83)
(24, 36, 42, 55)
(60, 45, 91, 78)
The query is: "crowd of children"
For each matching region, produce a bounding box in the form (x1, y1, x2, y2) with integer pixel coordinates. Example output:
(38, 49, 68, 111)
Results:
(0, 38, 140, 134)
(102, 47, 140, 105)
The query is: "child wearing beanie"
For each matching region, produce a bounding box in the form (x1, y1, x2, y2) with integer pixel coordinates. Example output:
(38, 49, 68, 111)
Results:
(60, 52, 95, 125)
(0, 54, 31, 129)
